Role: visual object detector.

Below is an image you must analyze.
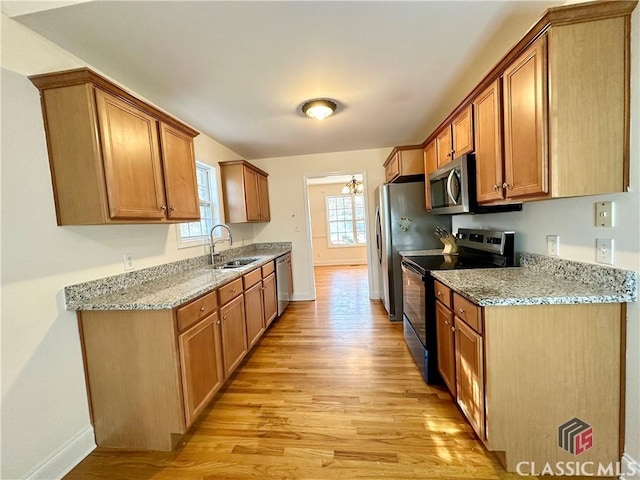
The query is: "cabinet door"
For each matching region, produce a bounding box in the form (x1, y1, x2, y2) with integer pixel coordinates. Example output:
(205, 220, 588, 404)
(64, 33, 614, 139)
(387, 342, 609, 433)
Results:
(423, 141, 437, 211)
(220, 294, 248, 377)
(95, 89, 166, 219)
(473, 80, 504, 203)
(452, 104, 474, 158)
(244, 282, 265, 348)
(503, 37, 548, 199)
(262, 272, 278, 327)
(436, 126, 453, 168)
(258, 173, 271, 222)
(159, 123, 200, 220)
(243, 167, 262, 222)
(435, 301, 456, 396)
(455, 317, 485, 440)
(385, 153, 400, 183)
(178, 312, 224, 427)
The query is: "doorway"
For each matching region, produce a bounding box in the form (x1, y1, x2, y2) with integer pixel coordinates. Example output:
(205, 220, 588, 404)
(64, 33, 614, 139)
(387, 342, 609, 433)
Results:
(305, 174, 370, 296)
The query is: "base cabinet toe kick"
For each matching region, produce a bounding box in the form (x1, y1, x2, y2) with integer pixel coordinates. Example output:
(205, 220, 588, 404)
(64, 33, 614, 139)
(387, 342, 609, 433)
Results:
(434, 281, 625, 474)
(78, 260, 280, 451)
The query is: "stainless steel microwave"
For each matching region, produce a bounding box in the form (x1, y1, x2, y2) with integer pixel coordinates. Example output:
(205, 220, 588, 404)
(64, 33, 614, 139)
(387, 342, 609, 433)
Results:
(428, 154, 475, 215)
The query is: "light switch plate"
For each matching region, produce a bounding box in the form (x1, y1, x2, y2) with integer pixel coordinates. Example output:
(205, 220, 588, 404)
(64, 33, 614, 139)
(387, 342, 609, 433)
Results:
(595, 202, 613, 227)
(596, 238, 614, 265)
(547, 235, 559, 256)
(123, 253, 134, 271)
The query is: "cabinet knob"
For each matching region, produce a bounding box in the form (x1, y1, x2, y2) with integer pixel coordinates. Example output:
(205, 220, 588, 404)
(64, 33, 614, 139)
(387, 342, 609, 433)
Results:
(492, 184, 500, 190)
(216, 320, 221, 325)
(231, 288, 236, 293)
(160, 205, 167, 211)
(223, 315, 227, 320)
(437, 291, 442, 297)
(444, 319, 449, 325)
(502, 182, 511, 190)
(169, 206, 175, 212)
(199, 306, 205, 312)
(451, 326, 456, 332)
(458, 308, 465, 315)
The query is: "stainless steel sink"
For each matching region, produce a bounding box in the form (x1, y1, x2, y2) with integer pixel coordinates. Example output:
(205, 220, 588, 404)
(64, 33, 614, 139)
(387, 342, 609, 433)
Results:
(212, 257, 259, 269)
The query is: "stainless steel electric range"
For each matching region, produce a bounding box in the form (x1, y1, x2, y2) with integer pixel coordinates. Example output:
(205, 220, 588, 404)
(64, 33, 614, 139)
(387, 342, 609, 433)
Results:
(400, 228, 515, 384)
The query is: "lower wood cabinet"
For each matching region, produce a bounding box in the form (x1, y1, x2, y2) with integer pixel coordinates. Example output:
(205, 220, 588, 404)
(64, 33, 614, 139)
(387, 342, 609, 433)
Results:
(178, 312, 224, 426)
(432, 281, 624, 472)
(263, 272, 278, 327)
(453, 316, 484, 440)
(219, 293, 248, 377)
(244, 282, 265, 348)
(435, 300, 456, 396)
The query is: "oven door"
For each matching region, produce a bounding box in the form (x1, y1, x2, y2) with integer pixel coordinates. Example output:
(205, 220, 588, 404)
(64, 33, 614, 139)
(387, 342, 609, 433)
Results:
(401, 261, 426, 345)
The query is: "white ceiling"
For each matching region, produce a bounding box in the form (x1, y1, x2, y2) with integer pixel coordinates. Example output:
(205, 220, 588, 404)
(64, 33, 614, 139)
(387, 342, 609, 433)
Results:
(5, 0, 563, 160)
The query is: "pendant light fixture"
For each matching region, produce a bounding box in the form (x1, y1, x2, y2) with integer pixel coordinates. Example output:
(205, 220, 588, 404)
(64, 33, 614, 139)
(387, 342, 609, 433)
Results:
(341, 176, 364, 195)
(301, 99, 337, 120)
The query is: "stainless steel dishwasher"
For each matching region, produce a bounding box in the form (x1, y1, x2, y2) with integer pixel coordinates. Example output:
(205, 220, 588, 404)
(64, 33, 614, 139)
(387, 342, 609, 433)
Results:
(276, 253, 292, 316)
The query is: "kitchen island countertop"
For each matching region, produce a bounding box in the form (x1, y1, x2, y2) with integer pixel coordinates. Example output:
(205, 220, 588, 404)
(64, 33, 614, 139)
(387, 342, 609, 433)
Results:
(431, 253, 636, 307)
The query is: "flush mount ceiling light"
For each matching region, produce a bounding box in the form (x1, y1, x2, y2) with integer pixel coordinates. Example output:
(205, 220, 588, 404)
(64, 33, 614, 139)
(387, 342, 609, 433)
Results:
(342, 176, 364, 195)
(301, 99, 337, 120)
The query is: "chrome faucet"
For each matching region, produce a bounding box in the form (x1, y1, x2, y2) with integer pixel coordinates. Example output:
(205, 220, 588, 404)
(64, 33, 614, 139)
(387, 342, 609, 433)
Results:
(210, 224, 233, 265)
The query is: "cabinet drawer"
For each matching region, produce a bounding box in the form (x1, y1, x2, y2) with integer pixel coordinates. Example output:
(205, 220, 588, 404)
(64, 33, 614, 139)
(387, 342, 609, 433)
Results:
(176, 289, 218, 332)
(261, 261, 275, 277)
(453, 293, 482, 334)
(218, 278, 243, 305)
(243, 268, 262, 290)
(434, 281, 452, 308)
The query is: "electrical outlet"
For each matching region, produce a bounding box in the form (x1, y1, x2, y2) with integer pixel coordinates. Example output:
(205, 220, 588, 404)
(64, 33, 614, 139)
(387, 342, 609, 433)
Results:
(596, 238, 614, 265)
(546, 235, 559, 256)
(123, 253, 134, 271)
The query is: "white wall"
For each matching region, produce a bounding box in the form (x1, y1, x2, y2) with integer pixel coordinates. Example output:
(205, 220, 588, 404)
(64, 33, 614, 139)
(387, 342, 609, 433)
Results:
(0, 15, 252, 479)
(453, 5, 640, 467)
(308, 183, 368, 266)
(250, 149, 388, 300)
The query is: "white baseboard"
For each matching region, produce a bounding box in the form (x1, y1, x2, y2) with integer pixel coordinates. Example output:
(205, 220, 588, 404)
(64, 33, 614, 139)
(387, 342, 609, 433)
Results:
(25, 425, 96, 480)
(312, 259, 367, 266)
(621, 453, 640, 480)
(291, 293, 314, 301)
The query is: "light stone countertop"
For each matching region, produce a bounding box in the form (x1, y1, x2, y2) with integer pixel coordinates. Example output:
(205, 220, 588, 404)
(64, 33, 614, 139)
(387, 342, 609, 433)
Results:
(65, 243, 291, 311)
(431, 253, 636, 307)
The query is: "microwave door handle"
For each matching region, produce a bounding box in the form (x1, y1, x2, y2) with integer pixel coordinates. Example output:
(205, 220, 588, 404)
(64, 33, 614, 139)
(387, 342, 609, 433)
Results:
(446, 169, 458, 205)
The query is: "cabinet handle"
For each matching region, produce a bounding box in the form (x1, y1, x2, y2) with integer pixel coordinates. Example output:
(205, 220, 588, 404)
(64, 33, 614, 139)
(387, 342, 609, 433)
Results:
(199, 306, 205, 312)
(458, 308, 465, 315)
(160, 205, 167, 211)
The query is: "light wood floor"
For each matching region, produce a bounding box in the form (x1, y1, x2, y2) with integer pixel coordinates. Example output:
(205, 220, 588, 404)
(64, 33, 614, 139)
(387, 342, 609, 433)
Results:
(66, 265, 538, 479)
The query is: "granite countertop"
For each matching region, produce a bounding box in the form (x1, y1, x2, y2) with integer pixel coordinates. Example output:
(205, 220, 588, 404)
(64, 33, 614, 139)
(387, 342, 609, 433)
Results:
(65, 243, 291, 311)
(431, 253, 637, 307)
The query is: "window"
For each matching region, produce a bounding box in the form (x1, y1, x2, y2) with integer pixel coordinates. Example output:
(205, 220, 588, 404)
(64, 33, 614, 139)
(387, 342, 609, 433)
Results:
(178, 162, 221, 247)
(326, 194, 366, 246)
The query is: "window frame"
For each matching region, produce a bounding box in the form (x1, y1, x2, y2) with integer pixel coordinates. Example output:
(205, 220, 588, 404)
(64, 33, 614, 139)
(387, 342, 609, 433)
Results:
(176, 161, 223, 249)
(324, 193, 367, 248)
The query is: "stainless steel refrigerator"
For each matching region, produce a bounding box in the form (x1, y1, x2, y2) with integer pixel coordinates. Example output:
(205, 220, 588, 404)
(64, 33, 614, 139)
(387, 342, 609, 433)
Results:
(374, 182, 451, 321)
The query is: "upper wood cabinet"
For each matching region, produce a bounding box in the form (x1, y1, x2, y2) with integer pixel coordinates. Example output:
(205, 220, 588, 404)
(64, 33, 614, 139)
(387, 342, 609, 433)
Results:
(220, 160, 271, 223)
(421, 1, 634, 205)
(29, 68, 200, 225)
(473, 80, 504, 203)
(434, 105, 474, 168)
(423, 140, 437, 211)
(502, 37, 548, 199)
(383, 146, 424, 183)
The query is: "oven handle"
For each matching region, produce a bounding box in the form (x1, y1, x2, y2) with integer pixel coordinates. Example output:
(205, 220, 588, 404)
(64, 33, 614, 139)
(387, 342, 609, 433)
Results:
(401, 260, 425, 280)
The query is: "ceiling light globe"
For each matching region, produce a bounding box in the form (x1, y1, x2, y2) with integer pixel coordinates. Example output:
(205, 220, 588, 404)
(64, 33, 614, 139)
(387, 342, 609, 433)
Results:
(302, 99, 337, 120)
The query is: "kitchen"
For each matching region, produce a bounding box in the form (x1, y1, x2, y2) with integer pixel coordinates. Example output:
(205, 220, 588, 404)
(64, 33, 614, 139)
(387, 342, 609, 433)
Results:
(1, 1, 639, 479)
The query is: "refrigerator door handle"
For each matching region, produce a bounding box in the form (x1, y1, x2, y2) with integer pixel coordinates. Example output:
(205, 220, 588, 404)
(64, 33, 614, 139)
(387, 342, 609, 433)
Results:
(375, 206, 382, 265)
